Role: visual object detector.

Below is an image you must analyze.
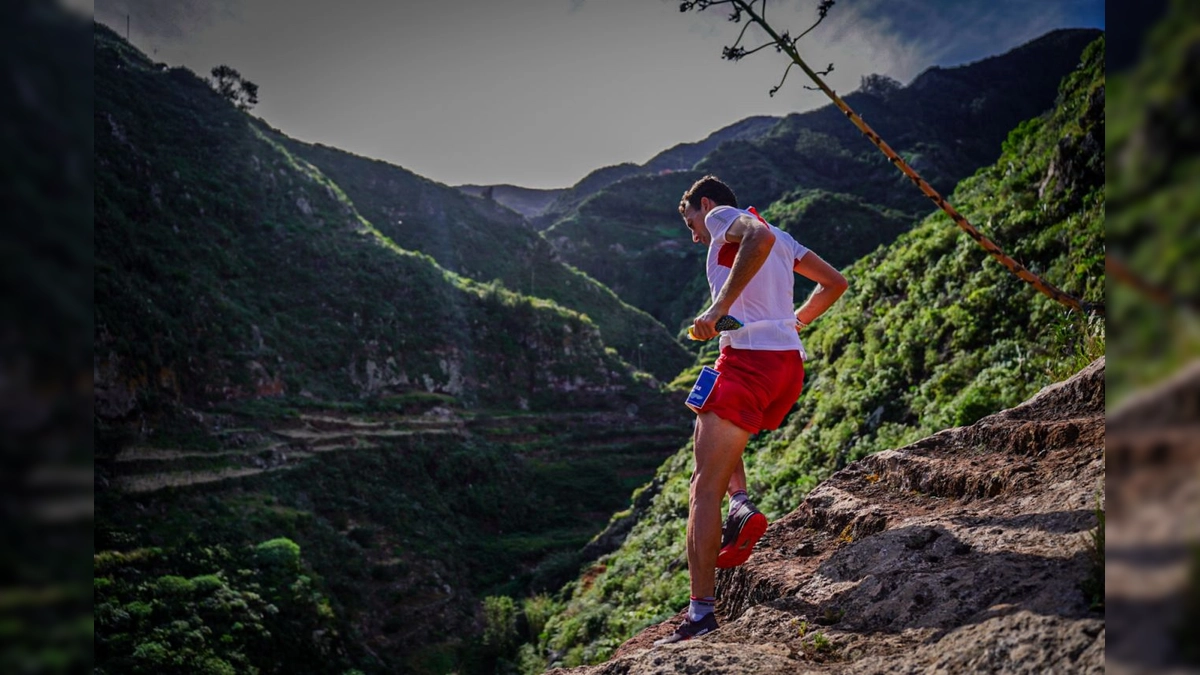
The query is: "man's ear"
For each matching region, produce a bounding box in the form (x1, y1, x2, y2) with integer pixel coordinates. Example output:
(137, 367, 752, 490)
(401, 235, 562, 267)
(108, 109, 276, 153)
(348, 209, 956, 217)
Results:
(699, 196, 713, 212)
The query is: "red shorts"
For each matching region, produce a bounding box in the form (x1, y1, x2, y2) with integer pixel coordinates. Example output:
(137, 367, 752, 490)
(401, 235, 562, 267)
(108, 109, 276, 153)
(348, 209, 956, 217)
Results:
(698, 346, 805, 434)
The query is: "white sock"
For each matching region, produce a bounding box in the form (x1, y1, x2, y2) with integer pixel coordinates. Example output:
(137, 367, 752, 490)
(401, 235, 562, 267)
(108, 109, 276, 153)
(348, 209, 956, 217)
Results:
(688, 596, 715, 622)
(729, 490, 750, 514)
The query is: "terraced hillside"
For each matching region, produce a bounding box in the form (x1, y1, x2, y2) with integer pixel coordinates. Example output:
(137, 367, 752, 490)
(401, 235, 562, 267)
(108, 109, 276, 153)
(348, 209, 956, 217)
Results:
(96, 389, 692, 672)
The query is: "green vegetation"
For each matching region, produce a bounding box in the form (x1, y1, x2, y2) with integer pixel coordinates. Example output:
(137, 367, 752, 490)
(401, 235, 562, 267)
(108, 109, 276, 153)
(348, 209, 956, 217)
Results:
(94, 539, 344, 674)
(542, 29, 1101, 332)
(761, 188, 913, 303)
(95, 408, 685, 672)
(275, 136, 692, 382)
(206, 64, 259, 112)
(94, 21, 656, 422)
(793, 619, 837, 661)
(94, 21, 693, 673)
(93, 10, 1111, 673)
(529, 36, 1105, 668)
(546, 170, 713, 332)
(1105, 0, 1200, 405)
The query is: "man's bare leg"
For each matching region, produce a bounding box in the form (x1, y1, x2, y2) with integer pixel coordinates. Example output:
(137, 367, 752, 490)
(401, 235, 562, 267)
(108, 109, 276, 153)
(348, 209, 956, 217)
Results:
(688, 412, 752, 599)
(727, 459, 747, 498)
(694, 418, 749, 504)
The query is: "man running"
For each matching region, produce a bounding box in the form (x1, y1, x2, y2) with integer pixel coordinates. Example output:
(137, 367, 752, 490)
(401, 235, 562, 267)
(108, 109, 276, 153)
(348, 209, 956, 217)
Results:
(657, 175, 848, 645)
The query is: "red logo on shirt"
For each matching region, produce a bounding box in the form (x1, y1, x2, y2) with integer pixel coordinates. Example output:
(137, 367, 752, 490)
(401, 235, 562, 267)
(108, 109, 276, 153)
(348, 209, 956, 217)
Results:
(717, 242, 739, 268)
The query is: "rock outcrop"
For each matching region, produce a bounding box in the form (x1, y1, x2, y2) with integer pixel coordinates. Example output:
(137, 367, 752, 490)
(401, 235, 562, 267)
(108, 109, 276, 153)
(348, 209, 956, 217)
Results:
(555, 358, 1105, 674)
(1106, 359, 1200, 673)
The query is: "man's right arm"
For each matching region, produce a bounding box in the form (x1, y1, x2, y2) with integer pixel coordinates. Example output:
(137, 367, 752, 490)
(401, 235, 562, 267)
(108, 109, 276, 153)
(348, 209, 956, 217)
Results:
(793, 251, 848, 328)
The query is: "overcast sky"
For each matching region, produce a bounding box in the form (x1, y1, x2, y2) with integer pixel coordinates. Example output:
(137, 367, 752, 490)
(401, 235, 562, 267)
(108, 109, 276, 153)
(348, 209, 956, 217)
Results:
(93, 0, 1103, 190)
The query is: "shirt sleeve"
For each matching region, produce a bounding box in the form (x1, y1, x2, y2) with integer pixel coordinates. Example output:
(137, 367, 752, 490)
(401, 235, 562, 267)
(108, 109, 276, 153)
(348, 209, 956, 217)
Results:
(704, 206, 741, 244)
(792, 237, 810, 262)
(772, 226, 810, 262)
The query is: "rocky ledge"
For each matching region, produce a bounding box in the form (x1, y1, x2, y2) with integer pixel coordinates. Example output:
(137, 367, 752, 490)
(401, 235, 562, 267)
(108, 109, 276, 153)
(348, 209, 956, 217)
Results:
(554, 358, 1105, 674)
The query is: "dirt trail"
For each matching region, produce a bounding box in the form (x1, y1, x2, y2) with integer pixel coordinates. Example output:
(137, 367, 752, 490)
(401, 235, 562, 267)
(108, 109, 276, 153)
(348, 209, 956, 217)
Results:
(555, 358, 1106, 674)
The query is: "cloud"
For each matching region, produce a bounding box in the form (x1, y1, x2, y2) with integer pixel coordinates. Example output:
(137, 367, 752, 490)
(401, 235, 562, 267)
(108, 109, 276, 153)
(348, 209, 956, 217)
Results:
(814, 0, 1072, 82)
(816, 4, 936, 83)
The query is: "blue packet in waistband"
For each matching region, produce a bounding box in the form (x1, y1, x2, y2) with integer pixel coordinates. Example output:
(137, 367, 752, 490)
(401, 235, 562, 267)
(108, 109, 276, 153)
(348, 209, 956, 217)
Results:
(685, 366, 720, 413)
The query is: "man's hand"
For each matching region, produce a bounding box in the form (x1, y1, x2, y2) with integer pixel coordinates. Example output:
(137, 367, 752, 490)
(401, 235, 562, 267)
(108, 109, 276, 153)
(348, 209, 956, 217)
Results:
(691, 305, 724, 341)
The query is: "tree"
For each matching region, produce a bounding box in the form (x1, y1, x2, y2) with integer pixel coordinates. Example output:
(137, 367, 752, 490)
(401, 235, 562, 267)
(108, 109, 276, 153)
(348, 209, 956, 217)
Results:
(207, 65, 259, 112)
(860, 73, 902, 99)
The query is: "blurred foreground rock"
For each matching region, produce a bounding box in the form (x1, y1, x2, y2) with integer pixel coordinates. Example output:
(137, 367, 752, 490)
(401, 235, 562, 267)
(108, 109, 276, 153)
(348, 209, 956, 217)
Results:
(1107, 360, 1200, 674)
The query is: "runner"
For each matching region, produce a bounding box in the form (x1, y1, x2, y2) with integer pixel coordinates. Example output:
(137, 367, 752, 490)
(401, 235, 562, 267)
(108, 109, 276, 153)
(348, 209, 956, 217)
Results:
(657, 175, 848, 645)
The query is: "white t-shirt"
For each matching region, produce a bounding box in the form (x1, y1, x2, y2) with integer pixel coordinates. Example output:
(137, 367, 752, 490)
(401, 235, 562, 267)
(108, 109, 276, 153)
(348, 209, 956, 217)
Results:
(704, 205, 809, 354)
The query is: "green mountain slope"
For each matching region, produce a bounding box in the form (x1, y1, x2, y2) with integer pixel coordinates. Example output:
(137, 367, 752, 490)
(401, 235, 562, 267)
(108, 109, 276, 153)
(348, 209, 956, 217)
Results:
(543, 28, 1101, 332)
(543, 170, 715, 337)
(527, 35, 1105, 670)
(94, 22, 696, 674)
(94, 23, 653, 421)
(535, 163, 646, 228)
(761, 188, 913, 301)
(533, 116, 781, 229)
(272, 136, 692, 382)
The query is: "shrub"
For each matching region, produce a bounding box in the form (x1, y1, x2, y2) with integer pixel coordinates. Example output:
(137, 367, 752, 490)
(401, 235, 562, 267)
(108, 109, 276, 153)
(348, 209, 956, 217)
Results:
(131, 640, 171, 666)
(190, 574, 226, 595)
(254, 538, 301, 571)
(521, 594, 558, 642)
(154, 575, 195, 597)
(482, 595, 519, 654)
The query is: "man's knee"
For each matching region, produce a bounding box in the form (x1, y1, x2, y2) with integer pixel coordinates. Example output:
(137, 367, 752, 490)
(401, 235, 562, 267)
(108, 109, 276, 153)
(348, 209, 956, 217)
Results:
(689, 488, 724, 518)
(690, 466, 733, 512)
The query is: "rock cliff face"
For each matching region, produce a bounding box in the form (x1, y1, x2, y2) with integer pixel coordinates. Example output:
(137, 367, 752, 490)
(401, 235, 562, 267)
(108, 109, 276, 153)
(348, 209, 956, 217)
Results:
(555, 358, 1105, 674)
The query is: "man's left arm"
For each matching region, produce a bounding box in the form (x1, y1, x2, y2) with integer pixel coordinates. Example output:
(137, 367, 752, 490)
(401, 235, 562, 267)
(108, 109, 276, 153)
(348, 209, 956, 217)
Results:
(692, 215, 775, 340)
(793, 251, 848, 328)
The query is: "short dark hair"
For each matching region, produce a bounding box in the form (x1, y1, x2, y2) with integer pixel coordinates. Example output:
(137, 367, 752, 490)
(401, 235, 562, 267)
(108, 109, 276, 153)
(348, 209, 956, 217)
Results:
(680, 175, 738, 213)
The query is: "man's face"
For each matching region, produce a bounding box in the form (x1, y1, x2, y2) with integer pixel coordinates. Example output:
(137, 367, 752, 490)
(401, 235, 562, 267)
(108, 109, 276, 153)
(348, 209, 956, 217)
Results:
(681, 199, 711, 245)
